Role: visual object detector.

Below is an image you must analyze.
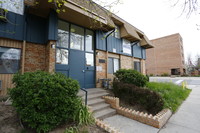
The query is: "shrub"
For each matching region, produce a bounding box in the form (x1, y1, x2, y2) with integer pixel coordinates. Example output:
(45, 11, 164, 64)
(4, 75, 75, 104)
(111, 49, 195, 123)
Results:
(9, 71, 81, 133)
(161, 73, 169, 77)
(113, 81, 164, 114)
(114, 69, 148, 87)
(147, 82, 191, 112)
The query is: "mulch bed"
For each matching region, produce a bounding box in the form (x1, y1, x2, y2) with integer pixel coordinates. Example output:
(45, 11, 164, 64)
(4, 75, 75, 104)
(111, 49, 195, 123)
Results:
(0, 96, 107, 133)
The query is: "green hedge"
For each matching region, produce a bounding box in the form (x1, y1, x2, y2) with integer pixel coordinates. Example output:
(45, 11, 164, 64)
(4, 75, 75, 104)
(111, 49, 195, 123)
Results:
(114, 69, 148, 87)
(9, 71, 81, 133)
(113, 81, 164, 114)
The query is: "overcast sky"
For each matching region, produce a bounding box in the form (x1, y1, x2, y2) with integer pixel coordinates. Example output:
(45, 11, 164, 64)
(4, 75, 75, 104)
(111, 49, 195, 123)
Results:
(112, 0, 200, 62)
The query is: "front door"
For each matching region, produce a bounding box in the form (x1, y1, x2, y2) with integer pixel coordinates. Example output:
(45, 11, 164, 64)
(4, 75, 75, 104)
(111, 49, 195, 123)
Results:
(55, 20, 95, 89)
(69, 49, 85, 88)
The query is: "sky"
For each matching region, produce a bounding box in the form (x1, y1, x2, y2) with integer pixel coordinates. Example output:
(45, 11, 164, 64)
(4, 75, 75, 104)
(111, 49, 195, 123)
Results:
(112, 0, 200, 62)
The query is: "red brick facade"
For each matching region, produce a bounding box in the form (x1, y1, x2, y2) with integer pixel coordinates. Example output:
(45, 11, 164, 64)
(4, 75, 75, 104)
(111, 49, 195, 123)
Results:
(146, 33, 185, 76)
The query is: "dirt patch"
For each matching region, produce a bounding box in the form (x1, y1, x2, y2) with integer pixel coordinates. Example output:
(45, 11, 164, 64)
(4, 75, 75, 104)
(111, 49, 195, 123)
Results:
(0, 102, 22, 133)
(0, 101, 107, 133)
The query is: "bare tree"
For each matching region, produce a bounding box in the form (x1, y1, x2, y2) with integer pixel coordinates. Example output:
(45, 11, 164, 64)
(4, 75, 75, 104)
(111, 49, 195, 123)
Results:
(171, 0, 200, 17)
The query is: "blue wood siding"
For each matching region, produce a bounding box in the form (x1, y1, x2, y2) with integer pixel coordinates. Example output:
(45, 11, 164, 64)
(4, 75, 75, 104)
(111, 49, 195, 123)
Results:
(26, 14, 47, 44)
(0, 11, 57, 44)
(48, 10, 58, 40)
(142, 48, 146, 59)
(95, 30, 106, 51)
(107, 36, 122, 54)
(133, 45, 143, 59)
(0, 12, 24, 40)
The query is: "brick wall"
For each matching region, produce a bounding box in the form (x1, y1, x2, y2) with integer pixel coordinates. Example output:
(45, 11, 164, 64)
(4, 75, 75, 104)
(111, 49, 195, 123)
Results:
(45, 41, 55, 73)
(24, 42, 46, 72)
(96, 50, 107, 88)
(96, 50, 147, 88)
(120, 55, 133, 69)
(146, 33, 185, 75)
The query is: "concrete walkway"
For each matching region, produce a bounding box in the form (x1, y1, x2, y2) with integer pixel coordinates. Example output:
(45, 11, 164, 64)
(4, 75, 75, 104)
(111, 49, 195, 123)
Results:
(104, 115, 159, 133)
(103, 85, 200, 133)
(159, 85, 200, 133)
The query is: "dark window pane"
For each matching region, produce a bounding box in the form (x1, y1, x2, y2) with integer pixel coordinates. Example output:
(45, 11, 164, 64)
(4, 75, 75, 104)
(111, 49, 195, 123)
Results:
(70, 25, 84, 51)
(57, 20, 69, 48)
(108, 58, 113, 74)
(56, 49, 68, 65)
(86, 30, 94, 52)
(0, 47, 21, 74)
(86, 53, 94, 66)
(134, 61, 141, 72)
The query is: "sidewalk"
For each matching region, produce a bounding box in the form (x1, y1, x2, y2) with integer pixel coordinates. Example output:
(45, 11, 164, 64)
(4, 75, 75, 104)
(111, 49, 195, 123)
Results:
(159, 85, 200, 133)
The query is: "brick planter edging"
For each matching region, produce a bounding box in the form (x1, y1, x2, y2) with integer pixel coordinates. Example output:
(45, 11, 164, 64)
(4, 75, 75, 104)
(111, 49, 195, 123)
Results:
(102, 96, 172, 128)
(95, 118, 122, 133)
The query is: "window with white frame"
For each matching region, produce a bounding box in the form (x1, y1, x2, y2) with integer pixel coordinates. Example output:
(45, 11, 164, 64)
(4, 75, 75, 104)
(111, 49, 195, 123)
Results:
(0, 47, 21, 73)
(114, 25, 120, 38)
(123, 39, 132, 55)
(108, 58, 119, 74)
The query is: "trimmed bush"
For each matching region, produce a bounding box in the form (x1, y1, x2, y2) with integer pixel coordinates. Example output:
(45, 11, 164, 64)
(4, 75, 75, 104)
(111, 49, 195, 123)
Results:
(9, 71, 81, 133)
(113, 81, 164, 114)
(114, 69, 148, 87)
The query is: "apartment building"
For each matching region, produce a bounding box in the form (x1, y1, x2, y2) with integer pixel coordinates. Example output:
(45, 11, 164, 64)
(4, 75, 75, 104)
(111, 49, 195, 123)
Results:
(0, 0, 153, 95)
(146, 33, 185, 76)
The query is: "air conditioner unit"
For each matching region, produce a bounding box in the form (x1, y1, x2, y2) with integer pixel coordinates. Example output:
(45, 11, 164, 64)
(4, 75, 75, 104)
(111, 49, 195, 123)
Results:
(0, 80, 2, 90)
(0, 8, 7, 22)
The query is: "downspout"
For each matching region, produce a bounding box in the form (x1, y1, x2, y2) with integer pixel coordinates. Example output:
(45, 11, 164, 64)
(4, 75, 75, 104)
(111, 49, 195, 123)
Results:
(105, 29, 115, 78)
(22, 6, 29, 74)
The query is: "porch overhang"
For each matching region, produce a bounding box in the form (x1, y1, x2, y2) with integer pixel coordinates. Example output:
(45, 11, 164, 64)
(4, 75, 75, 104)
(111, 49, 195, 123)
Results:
(58, 0, 115, 31)
(111, 15, 141, 42)
(136, 29, 154, 49)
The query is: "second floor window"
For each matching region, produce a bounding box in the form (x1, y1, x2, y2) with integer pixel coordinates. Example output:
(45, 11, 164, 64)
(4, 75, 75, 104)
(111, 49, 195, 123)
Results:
(123, 39, 132, 55)
(114, 25, 120, 39)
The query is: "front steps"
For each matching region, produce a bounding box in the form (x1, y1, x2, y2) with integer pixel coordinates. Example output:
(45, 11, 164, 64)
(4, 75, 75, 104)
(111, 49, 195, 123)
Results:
(78, 88, 116, 120)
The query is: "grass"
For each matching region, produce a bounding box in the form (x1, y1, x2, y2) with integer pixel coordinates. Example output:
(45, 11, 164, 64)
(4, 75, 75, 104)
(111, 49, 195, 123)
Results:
(146, 82, 192, 113)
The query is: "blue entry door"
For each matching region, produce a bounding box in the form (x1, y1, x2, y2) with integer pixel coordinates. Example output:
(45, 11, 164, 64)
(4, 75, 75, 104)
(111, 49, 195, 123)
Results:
(69, 49, 85, 88)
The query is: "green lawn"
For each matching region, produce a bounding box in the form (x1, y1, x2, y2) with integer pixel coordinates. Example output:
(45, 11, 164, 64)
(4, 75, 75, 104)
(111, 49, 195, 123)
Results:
(146, 82, 192, 113)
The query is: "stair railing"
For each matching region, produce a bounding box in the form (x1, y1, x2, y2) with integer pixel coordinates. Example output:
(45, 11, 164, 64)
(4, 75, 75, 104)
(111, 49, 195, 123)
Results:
(80, 88, 88, 106)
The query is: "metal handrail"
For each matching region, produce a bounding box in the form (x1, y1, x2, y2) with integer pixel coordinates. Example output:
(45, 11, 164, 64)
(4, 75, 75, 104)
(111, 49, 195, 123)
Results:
(80, 88, 88, 105)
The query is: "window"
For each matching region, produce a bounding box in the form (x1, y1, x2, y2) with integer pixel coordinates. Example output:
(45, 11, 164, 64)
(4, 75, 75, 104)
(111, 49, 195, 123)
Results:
(85, 30, 94, 52)
(1, 0, 24, 15)
(86, 53, 94, 66)
(123, 39, 132, 55)
(0, 47, 21, 74)
(134, 61, 141, 73)
(57, 20, 69, 48)
(108, 58, 119, 74)
(70, 25, 84, 51)
(56, 49, 68, 65)
(114, 25, 120, 38)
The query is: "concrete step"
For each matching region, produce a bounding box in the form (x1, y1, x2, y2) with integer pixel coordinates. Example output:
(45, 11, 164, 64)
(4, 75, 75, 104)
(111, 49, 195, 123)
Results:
(88, 98, 105, 106)
(82, 92, 109, 101)
(78, 88, 107, 97)
(94, 108, 116, 120)
(91, 103, 110, 112)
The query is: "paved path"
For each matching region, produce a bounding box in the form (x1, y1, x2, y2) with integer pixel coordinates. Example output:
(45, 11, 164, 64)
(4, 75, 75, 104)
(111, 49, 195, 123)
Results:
(103, 77, 200, 133)
(104, 115, 159, 133)
(159, 85, 200, 133)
